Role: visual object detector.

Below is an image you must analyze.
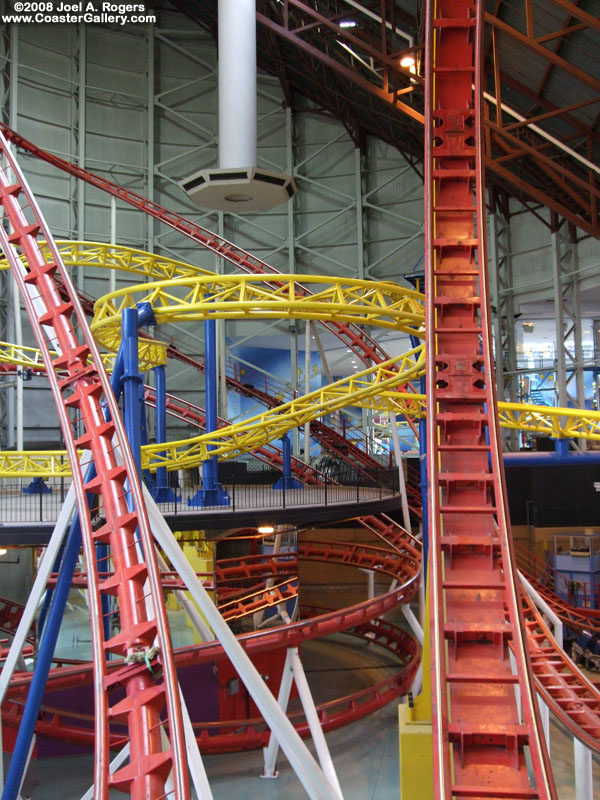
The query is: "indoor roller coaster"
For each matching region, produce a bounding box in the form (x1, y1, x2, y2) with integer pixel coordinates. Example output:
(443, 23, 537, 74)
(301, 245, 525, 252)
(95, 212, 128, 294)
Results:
(0, 1, 596, 798)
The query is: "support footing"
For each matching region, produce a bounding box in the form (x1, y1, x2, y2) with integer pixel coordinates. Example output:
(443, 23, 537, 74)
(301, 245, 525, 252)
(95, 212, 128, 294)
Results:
(22, 477, 52, 495)
(187, 486, 230, 508)
(272, 476, 303, 490)
(150, 485, 180, 503)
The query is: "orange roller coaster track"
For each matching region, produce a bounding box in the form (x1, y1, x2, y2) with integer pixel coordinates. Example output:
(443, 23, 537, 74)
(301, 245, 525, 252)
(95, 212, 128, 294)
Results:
(424, 1, 556, 798)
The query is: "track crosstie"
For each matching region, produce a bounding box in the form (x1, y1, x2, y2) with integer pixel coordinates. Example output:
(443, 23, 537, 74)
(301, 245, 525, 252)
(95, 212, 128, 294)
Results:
(0, 132, 190, 800)
(424, 2, 556, 797)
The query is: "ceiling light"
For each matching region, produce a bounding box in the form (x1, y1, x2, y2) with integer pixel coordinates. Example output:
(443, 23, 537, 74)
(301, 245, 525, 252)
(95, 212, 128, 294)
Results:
(340, 20, 357, 28)
(257, 525, 274, 534)
(400, 55, 416, 75)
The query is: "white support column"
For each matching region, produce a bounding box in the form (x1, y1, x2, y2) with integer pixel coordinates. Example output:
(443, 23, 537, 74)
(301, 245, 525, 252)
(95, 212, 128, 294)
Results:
(253, 532, 291, 629)
(109, 196, 117, 294)
(312, 323, 339, 431)
(539, 698, 550, 751)
(388, 412, 412, 533)
(0, 482, 79, 706)
(156, 551, 213, 642)
(7, 25, 22, 451)
(216, 211, 229, 421)
(290, 322, 300, 456)
(76, 23, 86, 285)
(359, 567, 375, 600)
(146, 23, 155, 252)
(143, 486, 343, 800)
(12, 269, 23, 451)
(518, 570, 563, 646)
(488, 212, 518, 450)
(178, 684, 215, 800)
(509, 650, 522, 723)
(81, 744, 130, 800)
(574, 738, 593, 800)
(16, 736, 35, 800)
(354, 147, 366, 281)
(401, 604, 424, 645)
(401, 602, 424, 695)
(290, 649, 343, 800)
(262, 647, 295, 779)
(286, 107, 300, 457)
(0, 476, 81, 790)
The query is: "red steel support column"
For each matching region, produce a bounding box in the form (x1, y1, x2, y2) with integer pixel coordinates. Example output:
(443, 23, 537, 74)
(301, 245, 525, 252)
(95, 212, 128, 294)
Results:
(424, 2, 556, 797)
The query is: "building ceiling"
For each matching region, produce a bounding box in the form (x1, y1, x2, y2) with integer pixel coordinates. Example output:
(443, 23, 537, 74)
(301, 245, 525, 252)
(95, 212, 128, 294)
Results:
(168, 0, 600, 239)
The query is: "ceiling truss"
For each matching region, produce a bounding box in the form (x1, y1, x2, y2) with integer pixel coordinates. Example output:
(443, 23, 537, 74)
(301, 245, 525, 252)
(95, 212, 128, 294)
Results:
(173, 0, 599, 238)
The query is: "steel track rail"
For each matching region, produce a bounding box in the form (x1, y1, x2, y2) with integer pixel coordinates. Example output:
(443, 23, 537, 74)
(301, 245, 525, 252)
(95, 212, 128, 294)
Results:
(520, 594, 600, 754)
(7, 518, 422, 698)
(0, 123, 412, 371)
(424, 2, 556, 797)
(0, 134, 190, 800)
(3, 618, 419, 755)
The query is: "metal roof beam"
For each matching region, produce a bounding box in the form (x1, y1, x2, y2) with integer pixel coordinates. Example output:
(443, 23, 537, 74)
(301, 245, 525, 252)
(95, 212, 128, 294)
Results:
(485, 11, 600, 94)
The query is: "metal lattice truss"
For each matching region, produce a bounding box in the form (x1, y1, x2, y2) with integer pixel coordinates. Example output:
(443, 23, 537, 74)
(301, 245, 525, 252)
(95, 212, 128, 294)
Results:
(7, 384, 600, 477)
(176, 0, 600, 237)
(141, 344, 425, 467)
(91, 274, 425, 347)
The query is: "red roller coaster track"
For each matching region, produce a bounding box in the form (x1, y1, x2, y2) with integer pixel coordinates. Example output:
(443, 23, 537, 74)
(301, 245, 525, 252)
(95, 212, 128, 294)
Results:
(0, 6, 590, 792)
(424, 1, 556, 798)
(0, 132, 190, 800)
(0, 122, 417, 378)
(520, 595, 600, 754)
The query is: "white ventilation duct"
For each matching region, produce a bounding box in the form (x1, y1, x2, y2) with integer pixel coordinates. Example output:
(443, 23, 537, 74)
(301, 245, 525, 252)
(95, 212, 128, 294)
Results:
(218, 0, 256, 170)
(182, 0, 296, 213)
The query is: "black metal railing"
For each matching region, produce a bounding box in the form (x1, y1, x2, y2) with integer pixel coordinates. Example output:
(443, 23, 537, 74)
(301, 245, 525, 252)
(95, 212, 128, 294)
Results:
(0, 466, 401, 523)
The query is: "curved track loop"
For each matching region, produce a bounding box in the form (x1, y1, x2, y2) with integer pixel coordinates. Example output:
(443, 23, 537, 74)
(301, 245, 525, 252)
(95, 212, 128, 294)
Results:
(7, 524, 421, 686)
(520, 594, 600, 753)
(424, 2, 555, 798)
(4, 527, 422, 752)
(138, 347, 425, 470)
(2, 617, 419, 755)
(91, 274, 424, 348)
(0, 123, 418, 374)
(0, 134, 190, 800)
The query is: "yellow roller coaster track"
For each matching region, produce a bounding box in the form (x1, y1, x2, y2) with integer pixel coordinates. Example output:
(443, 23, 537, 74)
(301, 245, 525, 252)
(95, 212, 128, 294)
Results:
(1, 241, 598, 478)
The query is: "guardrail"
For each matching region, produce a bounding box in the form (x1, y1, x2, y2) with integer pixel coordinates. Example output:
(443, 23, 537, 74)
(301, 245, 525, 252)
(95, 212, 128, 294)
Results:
(0, 466, 401, 523)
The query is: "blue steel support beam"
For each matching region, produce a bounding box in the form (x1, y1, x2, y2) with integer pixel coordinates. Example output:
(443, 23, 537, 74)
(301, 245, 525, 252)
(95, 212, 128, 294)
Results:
(3, 301, 158, 799)
(151, 364, 178, 502)
(122, 307, 143, 481)
(188, 314, 229, 507)
(410, 333, 428, 586)
(273, 434, 302, 490)
(1, 508, 83, 800)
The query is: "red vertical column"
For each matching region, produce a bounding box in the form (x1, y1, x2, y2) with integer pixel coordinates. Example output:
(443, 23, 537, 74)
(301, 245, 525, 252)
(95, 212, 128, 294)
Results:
(424, 2, 556, 798)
